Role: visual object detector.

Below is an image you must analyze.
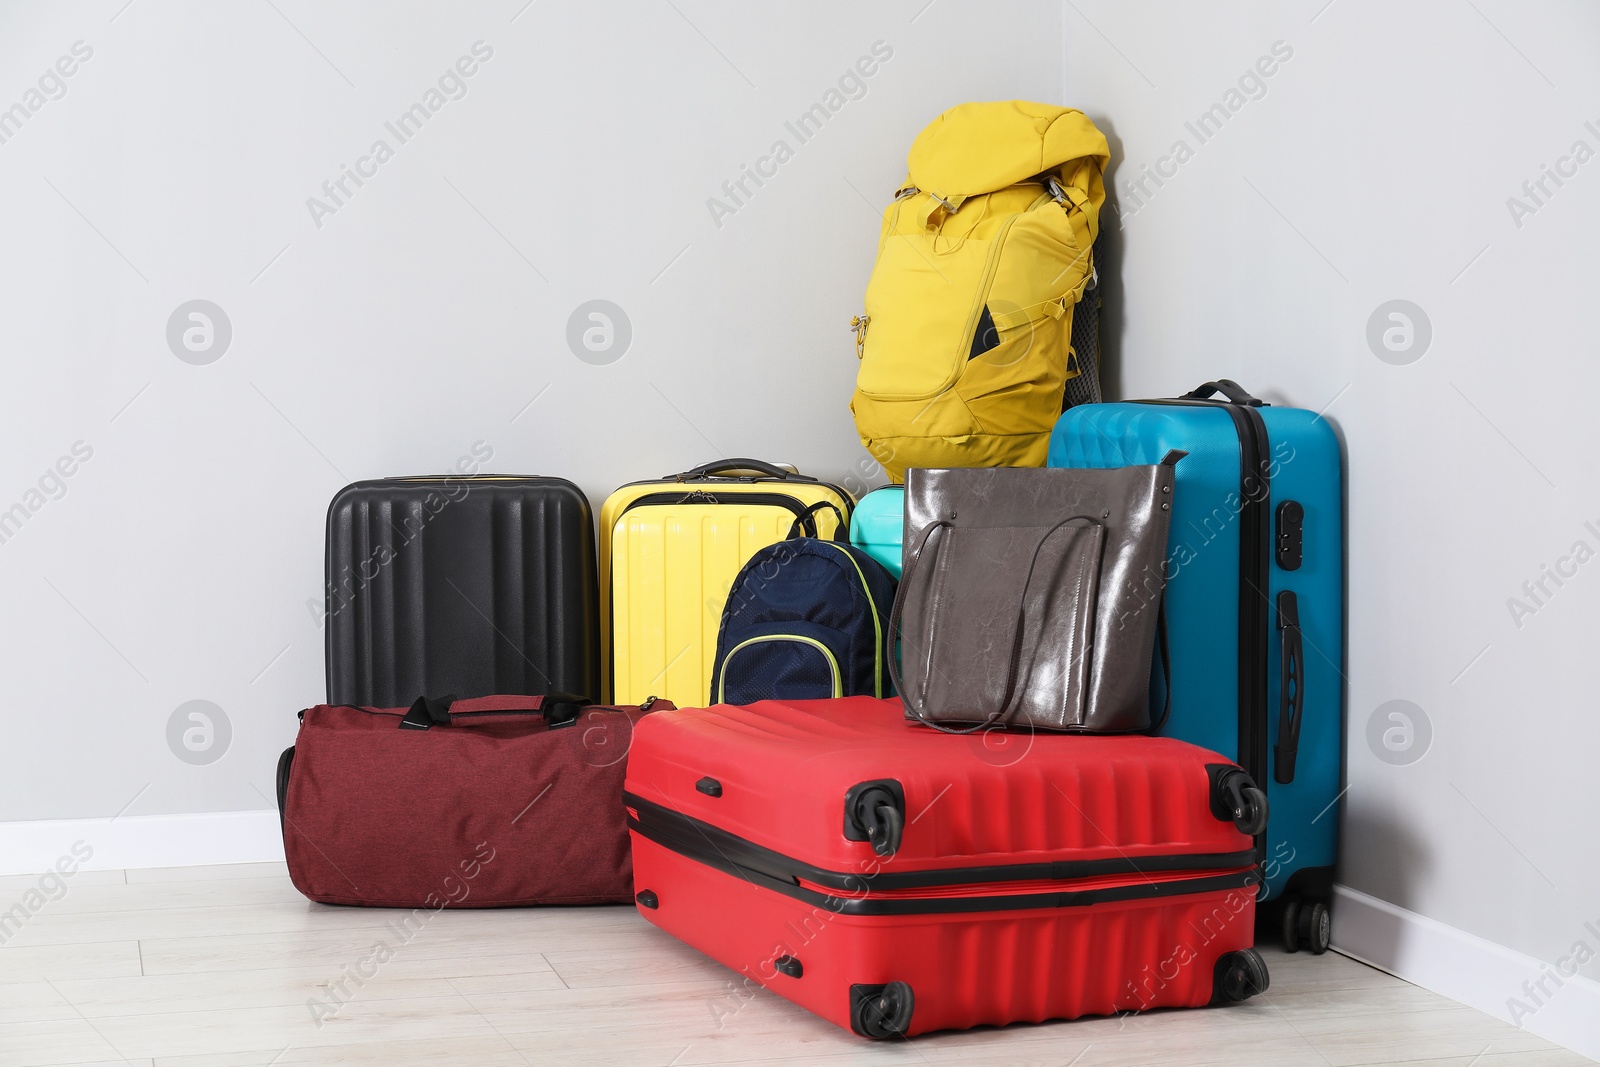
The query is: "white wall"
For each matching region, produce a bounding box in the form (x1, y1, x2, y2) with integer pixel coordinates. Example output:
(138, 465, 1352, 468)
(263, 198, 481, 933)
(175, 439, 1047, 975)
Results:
(0, 0, 1063, 829)
(1063, 0, 1600, 1054)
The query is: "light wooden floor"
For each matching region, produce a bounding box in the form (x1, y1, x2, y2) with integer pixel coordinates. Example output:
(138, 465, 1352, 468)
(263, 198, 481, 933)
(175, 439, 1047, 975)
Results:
(0, 862, 1588, 1067)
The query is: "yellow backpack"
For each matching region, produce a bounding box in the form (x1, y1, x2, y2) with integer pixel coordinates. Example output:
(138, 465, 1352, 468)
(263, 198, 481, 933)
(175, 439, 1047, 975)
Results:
(849, 101, 1109, 481)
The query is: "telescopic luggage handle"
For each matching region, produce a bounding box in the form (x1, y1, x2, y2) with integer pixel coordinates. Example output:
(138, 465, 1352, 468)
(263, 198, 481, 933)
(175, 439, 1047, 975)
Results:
(1181, 379, 1265, 407)
(398, 692, 592, 730)
(673, 458, 813, 482)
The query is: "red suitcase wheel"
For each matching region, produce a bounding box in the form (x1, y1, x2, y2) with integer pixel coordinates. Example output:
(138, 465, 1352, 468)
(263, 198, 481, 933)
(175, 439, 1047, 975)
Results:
(1211, 950, 1270, 1004)
(850, 981, 914, 1039)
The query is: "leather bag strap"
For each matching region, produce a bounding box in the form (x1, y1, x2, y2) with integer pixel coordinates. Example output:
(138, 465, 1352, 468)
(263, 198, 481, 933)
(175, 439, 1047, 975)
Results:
(890, 515, 1104, 734)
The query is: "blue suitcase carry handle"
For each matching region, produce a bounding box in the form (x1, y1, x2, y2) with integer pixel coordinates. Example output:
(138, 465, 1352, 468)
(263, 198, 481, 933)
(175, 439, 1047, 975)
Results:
(1274, 592, 1303, 785)
(1182, 379, 1266, 406)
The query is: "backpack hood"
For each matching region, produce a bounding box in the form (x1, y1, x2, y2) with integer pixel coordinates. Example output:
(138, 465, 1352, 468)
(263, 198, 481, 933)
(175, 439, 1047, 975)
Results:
(905, 101, 1110, 199)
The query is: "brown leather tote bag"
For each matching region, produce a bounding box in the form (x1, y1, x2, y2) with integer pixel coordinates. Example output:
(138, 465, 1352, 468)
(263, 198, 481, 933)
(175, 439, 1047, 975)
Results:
(888, 455, 1183, 733)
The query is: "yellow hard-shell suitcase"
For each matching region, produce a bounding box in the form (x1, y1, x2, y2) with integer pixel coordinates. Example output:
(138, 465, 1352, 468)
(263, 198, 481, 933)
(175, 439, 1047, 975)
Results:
(600, 460, 853, 705)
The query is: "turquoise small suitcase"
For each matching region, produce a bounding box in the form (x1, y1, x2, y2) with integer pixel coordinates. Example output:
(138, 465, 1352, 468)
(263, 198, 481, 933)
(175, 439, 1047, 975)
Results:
(848, 486, 905, 578)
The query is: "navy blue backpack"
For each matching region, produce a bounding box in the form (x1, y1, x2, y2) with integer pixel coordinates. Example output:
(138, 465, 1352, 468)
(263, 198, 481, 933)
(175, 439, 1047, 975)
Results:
(710, 537, 897, 705)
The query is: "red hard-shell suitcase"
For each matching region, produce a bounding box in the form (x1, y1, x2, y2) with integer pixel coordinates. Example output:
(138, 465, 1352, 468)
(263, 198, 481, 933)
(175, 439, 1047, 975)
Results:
(624, 698, 1270, 1038)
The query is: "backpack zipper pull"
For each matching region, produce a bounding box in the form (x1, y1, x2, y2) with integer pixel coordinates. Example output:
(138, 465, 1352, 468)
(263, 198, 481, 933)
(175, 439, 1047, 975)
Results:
(850, 315, 870, 359)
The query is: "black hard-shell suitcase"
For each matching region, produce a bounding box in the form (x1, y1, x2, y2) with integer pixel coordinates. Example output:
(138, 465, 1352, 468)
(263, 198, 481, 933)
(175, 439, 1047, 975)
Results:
(324, 475, 599, 706)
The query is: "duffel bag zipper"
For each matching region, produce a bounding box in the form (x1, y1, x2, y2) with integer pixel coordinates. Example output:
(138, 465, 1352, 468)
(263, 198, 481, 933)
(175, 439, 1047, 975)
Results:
(717, 635, 843, 703)
(326, 703, 655, 722)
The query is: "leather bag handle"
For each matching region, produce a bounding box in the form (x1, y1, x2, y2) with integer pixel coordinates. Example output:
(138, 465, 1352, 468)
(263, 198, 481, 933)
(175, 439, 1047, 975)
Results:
(885, 518, 952, 724)
(889, 515, 1105, 734)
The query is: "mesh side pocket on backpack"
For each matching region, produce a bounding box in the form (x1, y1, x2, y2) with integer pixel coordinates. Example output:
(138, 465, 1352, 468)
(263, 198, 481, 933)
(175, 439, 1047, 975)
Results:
(1062, 245, 1102, 409)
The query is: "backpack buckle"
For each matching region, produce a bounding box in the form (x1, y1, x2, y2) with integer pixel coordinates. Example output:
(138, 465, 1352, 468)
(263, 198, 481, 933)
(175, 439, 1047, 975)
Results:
(1046, 177, 1069, 204)
(850, 315, 871, 359)
(922, 192, 966, 230)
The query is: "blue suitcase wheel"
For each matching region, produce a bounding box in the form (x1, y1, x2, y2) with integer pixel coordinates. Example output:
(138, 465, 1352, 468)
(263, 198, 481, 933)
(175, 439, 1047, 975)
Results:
(1282, 897, 1331, 955)
(1298, 900, 1331, 955)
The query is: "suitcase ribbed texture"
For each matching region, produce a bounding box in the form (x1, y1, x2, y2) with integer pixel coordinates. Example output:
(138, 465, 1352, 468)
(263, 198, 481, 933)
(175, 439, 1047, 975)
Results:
(631, 699, 1242, 869)
(635, 839, 1245, 1032)
(326, 477, 598, 706)
(626, 698, 1261, 1036)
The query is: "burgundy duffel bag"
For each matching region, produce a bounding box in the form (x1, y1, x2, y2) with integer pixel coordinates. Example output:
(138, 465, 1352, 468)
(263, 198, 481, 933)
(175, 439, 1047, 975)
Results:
(277, 693, 673, 907)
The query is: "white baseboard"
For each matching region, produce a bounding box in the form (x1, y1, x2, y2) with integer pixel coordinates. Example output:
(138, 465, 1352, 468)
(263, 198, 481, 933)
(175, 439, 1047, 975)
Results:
(1333, 883, 1600, 1060)
(0, 809, 285, 876)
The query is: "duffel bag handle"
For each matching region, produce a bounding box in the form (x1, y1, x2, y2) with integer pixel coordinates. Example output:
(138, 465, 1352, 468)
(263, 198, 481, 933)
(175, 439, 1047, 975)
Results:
(673, 458, 815, 482)
(1181, 379, 1265, 407)
(399, 692, 592, 730)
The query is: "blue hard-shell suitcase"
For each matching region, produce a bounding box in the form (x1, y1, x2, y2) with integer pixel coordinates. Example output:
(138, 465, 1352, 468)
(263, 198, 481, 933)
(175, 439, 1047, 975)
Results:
(1048, 379, 1344, 954)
